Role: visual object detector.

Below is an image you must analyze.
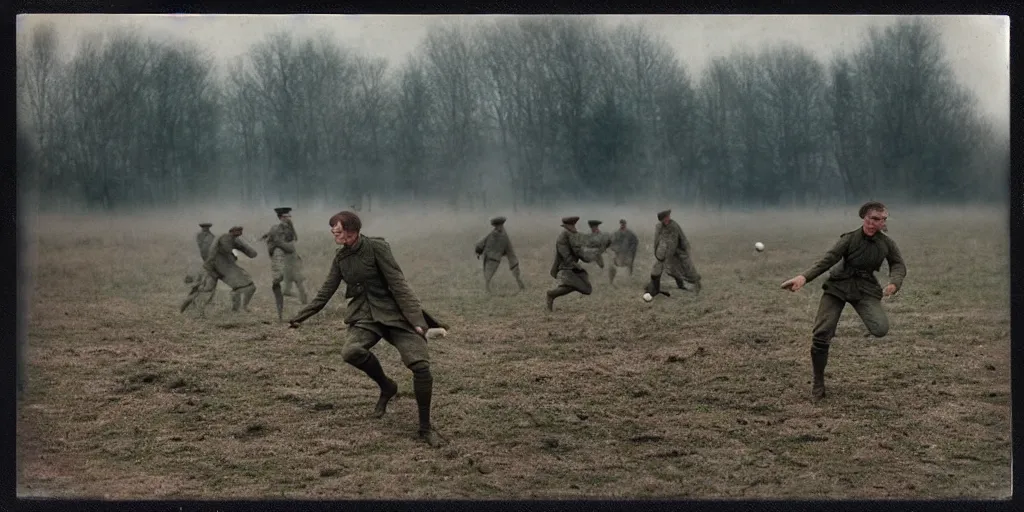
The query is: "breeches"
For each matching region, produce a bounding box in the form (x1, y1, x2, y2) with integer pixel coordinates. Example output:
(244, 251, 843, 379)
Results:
(811, 293, 890, 347)
(341, 325, 431, 368)
(651, 253, 701, 283)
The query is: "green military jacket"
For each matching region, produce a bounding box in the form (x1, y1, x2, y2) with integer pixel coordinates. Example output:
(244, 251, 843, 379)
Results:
(291, 235, 434, 333)
(610, 228, 638, 256)
(196, 230, 215, 261)
(801, 228, 907, 301)
(263, 222, 296, 257)
(203, 234, 258, 279)
(654, 220, 690, 261)
(549, 230, 591, 278)
(474, 228, 516, 262)
(586, 231, 612, 253)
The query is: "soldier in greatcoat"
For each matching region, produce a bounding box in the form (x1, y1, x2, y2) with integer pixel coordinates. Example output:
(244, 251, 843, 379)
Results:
(545, 216, 595, 311)
(261, 207, 308, 321)
(781, 201, 906, 402)
(474, 216, 526, 293)
(645, 209, 702, 298)
(608, 219, 638, 284)
(180, 223, 218, 312)
(288, 211, 449, 448)
(189, 226, 259, 317)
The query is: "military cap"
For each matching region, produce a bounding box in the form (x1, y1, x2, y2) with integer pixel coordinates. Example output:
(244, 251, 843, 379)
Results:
(561, 216, 580, 226)
(199, 222, 213, 228)
(619, 219, 627, 224)
(490, 216, 507, 226)
(274, 207, 292, 216)
(657, 209, 672, 221)
(587, 220, 602, 227)
(229, 226, 244, 235)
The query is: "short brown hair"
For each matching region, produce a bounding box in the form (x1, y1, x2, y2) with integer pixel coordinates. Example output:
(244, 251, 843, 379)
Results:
(329, 210, 362, 232)
(858, 201, 887, 219)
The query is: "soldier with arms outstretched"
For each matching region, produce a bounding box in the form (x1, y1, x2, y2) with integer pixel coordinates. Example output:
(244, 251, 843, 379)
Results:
(474, 216, 526, 293)
(546, 216, 594, 311)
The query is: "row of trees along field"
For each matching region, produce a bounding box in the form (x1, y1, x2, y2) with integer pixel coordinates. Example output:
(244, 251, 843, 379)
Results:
(17, 17, 1009, 212)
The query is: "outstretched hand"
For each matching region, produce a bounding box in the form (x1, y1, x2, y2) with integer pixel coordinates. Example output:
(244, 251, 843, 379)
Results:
(883, 283, 897, 297)
(781, 275, 807, 292)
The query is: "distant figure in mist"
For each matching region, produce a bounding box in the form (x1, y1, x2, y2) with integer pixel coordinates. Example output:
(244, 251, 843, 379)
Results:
(584, 220, 612, 270)
(608, 219, 639, 285)
(645, 209, 702, 298)
(188, 226, 259, 317)
(780, 201, 906, 403)
(287, 211, 450, 448)
(474, 216, 526, 293)
(546, 216, 595, 311)
(180, 223, 218, 313)
(261, 207, 308, 321)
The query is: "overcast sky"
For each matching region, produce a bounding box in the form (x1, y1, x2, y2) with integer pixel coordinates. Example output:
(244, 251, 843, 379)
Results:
(15, 14, 1009, 133)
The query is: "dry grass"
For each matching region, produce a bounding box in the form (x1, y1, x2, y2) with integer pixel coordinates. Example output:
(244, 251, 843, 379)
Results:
(16, 205, 1011, 500)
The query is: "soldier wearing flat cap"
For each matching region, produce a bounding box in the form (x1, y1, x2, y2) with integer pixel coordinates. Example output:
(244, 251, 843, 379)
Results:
(584, 220, 612, 270)
(546, 216, 595, 311)
(609, 219, 639, 284)
(188, 226, 259, 317)
(645, 209, 702, 298)
(474, 216, 526, 293)
(261, 207, 308, 321)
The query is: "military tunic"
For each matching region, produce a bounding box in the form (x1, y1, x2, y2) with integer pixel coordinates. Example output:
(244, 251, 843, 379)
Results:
(802, 228, 907, 347)
(585, 231, 612, 268)
(202, 234, 259, 289)
(609, 228, 638, 269)
(290, 235, 447, 367)
(651, 219, 701, 285)
(549, 230, 593, 294)
(265, 222, 300, 285)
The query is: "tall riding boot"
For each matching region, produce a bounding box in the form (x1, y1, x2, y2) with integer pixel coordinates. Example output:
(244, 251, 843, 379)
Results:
(811, 346, 829, 402)
(609, 266, 617, 285)
(272, 283, 285, 321)
(231, 291, 242, 312)
(351, 353, 398, 418)
(413, 365, 446, 447)
(646, 275, 669, 297)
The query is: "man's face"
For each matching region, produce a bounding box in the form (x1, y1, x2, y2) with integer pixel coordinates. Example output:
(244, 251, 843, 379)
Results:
(590, 226, 600, 233)
(661, 216, 671, 226)
(564, 224, 577, 234)
(280, 214, 292, 224)
(331, 222, 359, 246)
(619, 223, 627, 231)
(862, 208, 888, 236)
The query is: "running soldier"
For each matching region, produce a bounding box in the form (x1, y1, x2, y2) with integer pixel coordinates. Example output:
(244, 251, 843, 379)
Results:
(262, 207, 308, 321)
(180, 223, 218, 313)
(190, 226, 259, 317)
(288, 211, 449, 447)
(645, 209, 702, 298)
(608, 219, 638, 284)
(781, 200, 906, 402)
(474, 216, 526, 293)
(546, 216, 595, 311)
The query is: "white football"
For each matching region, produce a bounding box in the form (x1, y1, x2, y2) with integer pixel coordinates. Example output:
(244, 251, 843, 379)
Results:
(426, 328, 448, 339)
(642, 292, 653, 302)
(754, 242, 765, 252)
(232, 249, 243, 258)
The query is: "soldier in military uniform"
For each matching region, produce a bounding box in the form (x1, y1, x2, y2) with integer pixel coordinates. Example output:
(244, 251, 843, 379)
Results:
(191, 226, 259, 317)
(546, 216, 595, 311)
(584, 220, 612, 269)
(608, 219, 638, 285)
(645, 209, 702, 298)
(261, 207, 308, 321)
(180, 223, 218, 312)
(781, 201, 906, 402)
(288, 211, 449, 448)
(474, 216, 526, 293)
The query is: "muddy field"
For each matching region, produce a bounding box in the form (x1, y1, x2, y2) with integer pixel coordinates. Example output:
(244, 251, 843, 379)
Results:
(16, 205, 1011, 500)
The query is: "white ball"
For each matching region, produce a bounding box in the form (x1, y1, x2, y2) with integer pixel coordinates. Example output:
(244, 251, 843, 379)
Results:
(642, 292, 653, 302)
(754, 242, 765, 252)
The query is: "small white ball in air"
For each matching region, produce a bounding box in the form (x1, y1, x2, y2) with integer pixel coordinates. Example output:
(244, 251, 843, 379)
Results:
(642, 292, 653, 302)
(754, 242, 765, 252)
